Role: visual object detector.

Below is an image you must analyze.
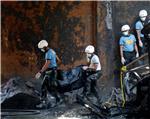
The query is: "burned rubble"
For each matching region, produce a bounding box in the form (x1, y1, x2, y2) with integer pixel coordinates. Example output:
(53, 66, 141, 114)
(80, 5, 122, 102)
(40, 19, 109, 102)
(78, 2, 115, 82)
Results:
(1, 59, 150, 119)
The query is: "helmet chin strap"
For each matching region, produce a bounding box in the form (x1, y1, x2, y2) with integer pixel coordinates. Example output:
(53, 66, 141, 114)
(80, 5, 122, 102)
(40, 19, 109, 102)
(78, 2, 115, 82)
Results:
(41, 47, 49, 52)
(141, 17, 146, 21)
(87, 53, 94, 60)
(140, 17, 147, 25)
(41, 49, 45, 52)
(86, 53, 92, 58)
(86, 53, 94, 66)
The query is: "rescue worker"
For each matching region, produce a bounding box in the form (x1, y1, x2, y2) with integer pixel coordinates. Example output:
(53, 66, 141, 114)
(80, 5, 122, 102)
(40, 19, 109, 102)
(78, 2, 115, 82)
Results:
(35, 40, 62, 108)
(135, 9, 148, 55)
(82, 45, 102, 104)
(119, 24, 139, 65)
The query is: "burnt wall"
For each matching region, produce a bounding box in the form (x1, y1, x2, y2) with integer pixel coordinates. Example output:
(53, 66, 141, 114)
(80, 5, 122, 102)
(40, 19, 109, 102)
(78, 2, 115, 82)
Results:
(1, 1, 150, 87)
(96, 2, 114, 85)
(1, 1, 94, 81)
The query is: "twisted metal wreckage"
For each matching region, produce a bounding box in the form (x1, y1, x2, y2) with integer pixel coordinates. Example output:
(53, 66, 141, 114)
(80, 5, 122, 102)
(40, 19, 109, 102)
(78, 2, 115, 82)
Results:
(76, 23, 150, 118)
(1, 23, 150, 118)
(74, 23, 150, 119)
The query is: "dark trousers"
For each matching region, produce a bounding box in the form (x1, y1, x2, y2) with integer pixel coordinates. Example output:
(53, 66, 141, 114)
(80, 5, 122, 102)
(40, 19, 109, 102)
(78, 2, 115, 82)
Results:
(123, 51, 136, 65)
(83, 70, 101, 101)
(41, 67, 61, 102)
(148, 81, 150, 110)
(139, 37, 148, 56)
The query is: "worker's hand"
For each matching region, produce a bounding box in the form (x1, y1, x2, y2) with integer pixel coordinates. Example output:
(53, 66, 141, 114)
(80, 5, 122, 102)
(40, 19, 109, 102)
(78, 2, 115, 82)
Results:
(82, 66, 88, 70)
(35, 72, 41, 79)
(136, 52, 139, 58)
(139, 40, 143, 47)
(121, 57, 126, 65)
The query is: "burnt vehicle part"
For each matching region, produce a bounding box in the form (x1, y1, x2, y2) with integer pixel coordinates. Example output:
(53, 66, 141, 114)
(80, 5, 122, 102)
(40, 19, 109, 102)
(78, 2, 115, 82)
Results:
(121, 51, 150, 118)
(123, 53, 150, 103)
(76, 54, 150, 118)
(123, 66, 149, 103)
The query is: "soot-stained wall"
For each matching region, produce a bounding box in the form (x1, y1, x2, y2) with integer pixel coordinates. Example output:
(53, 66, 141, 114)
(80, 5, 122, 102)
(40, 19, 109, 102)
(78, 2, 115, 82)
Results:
(1, 1, 94, 81)
(1, 1, 150, 87)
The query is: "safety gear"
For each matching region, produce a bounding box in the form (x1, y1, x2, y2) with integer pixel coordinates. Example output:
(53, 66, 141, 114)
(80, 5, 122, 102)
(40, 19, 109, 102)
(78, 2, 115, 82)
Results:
(136, 52, 139, 58)
(85, 45, 95, 54)
(82, 66, 88, 70)
(121, 57, 126, 65)
(35, 72, 41, 79)
(122, 31, 129, 36)
(38, 40, 48, 49)
(86, 53, 92, 58)
(140, 17, 146, 21)
(139, 10, 148, 18)
(139, 40, 143, 47)
(41, 49, 45, 52)
(121, 25, 130, 32)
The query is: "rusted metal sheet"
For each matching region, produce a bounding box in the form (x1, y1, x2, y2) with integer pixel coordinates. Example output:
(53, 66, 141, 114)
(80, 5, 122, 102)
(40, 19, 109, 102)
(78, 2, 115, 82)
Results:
(1, 1, 150, 85)
(96, 1, 114, 83)
(1, 1, 94, 81)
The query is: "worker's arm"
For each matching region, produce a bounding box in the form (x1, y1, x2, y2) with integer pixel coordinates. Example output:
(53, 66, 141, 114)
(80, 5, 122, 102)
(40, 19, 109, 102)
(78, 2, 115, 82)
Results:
(88, 63, 99, 71)
(136, 30, 143, 47)
(40, 60, 50, 73)
(35, 60, 50, 79)
(120, 45, 125, 65)
(135, 44, 139, 54)
(135, 44, 139, 58)
(56, 55, 61, 64)
(120, 45, 124, 58)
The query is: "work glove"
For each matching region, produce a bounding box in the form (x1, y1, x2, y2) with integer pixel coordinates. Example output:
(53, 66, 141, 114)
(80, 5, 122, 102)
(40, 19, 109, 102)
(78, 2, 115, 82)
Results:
(136, 52, 139, 58)
(121, 57, 126, 65)
(82, 66, 88, 70)
(139, 40, 143, 47)
(35, 72, 41, 79)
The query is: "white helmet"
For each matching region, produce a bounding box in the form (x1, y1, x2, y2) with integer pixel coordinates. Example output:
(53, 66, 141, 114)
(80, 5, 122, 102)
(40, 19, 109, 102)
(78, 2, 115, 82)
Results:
(139, 10, 148, 17)
(121, 24, 130, 32)
(38, 40, 48, 49)
(85, 45, 95, 54)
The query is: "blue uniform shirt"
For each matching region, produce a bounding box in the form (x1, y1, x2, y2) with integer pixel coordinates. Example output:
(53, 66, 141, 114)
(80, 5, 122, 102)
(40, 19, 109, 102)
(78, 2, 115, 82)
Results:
(135, 20, 144, 37)
(45, 49, 57, 68)
(119, 34, 136, 52)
